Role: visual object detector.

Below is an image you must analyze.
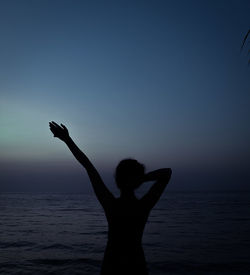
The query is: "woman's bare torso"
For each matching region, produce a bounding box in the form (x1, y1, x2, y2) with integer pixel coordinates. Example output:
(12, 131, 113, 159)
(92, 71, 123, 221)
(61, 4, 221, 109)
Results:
(101, 197, 149, 275)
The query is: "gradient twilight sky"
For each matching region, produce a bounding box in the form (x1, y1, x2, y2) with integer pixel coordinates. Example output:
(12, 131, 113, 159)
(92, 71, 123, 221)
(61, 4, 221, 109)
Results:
(0, 0, 249, 193)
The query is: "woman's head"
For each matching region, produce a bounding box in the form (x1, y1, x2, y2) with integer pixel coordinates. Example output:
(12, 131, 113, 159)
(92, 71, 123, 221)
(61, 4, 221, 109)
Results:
(115, 159, 145, 191)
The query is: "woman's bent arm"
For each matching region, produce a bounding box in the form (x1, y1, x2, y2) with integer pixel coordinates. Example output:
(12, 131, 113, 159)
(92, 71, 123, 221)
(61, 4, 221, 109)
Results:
(140, 168, 172, 211)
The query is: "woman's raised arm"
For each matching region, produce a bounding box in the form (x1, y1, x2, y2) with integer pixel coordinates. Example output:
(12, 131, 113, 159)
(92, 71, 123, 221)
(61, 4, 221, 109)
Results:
(49, 121, 115, 209)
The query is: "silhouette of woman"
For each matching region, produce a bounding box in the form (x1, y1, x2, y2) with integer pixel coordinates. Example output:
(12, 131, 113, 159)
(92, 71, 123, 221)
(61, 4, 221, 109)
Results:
(49, 121, 172, 275)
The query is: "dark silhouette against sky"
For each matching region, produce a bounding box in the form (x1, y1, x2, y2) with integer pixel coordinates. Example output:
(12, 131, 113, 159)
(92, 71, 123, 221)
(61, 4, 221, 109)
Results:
(0, 0, 249, 192)
(241, 29, 250, 65)
(49, 121, 172, 274)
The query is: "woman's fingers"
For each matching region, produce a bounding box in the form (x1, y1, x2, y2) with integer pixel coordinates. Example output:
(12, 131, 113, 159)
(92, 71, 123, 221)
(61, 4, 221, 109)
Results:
(49, 122, 56, 129)
(60, 123, 68, 131)
(49, 124, 56, 131)
(49, 122, 54, 130)
(51, 121, 60, 128)
(50, 121, 68, 132)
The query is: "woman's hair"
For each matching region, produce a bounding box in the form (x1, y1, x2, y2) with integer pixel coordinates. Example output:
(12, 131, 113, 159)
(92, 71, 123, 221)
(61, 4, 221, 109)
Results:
(115, 158, 145, 191)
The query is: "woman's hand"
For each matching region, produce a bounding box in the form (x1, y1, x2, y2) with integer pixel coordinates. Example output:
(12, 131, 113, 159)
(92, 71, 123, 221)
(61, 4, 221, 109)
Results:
(143, 168, 172, 182)
(49, 121, 70, 142)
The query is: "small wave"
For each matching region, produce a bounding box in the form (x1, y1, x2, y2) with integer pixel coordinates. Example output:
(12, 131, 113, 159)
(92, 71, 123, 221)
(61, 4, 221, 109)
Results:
(59, 208, 86, 212)
(92, 231, 107, 235)
(0, 241, 35, 248)
(40, 244, 73, 250)
(149, 261, 250, 273)
(151, 220, 164, 224)
(29, 258, 101, 266)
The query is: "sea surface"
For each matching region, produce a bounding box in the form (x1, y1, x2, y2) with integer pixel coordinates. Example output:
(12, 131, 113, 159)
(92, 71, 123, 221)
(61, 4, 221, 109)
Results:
(0, 191, 249, 274)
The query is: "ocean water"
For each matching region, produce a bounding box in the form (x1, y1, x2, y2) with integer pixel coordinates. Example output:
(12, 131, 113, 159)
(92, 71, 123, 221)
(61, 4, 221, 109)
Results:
(0, 191, 250, 274)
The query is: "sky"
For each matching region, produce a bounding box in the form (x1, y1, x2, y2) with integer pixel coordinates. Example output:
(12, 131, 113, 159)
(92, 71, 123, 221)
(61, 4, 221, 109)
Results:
(0, 0, 249, 193)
